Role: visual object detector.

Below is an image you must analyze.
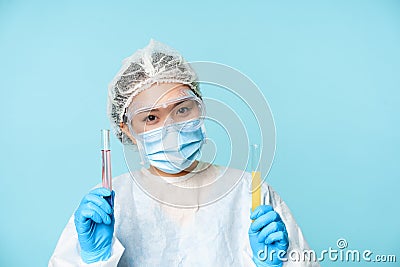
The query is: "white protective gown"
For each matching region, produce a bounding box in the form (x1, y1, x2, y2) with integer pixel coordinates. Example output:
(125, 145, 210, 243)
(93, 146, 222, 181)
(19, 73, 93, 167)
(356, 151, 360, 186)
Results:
(49, 162, 320, 267)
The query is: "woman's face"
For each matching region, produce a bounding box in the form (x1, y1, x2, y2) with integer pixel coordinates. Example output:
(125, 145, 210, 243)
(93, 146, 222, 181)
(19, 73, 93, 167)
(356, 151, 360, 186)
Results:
(120, 82, 200, 143)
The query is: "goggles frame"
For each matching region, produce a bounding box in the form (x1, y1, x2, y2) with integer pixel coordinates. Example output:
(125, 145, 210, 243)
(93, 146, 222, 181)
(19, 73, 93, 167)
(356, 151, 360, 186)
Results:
(123, 88, 206, 140)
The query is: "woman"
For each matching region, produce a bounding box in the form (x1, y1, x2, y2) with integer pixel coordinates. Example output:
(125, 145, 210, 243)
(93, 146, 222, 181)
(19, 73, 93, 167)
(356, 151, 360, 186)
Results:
(49, 39, 319, 267)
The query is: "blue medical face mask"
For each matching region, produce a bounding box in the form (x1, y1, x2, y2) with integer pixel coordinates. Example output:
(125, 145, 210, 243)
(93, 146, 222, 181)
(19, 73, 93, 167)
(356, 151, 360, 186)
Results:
(137, 120, 206, 174)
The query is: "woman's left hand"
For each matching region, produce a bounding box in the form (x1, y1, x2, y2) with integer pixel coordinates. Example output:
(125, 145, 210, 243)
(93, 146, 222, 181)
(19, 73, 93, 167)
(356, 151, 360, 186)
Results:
(248, 205, 289, 267)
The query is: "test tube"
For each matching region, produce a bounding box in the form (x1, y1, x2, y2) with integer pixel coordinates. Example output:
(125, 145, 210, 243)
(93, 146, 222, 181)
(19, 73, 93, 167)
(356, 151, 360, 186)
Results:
(101, 129, 113, 206)
(251, 144, 261, 213)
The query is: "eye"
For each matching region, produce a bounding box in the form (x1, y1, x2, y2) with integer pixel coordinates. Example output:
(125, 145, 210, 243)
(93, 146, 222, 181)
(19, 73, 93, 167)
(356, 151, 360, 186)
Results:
(176, 107, 191, 114)
(146, 115, 156, 121)
(144, 114, 158, 123)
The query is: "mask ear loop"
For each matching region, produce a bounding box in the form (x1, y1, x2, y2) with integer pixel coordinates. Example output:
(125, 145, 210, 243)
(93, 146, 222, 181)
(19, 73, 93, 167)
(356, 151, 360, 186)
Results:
(122, 107, 149, 167)
(136, 140, 149, 167)
(198, 98, 207, 144)
(127, 108, 149, 166)
(200, 123, 207, 145)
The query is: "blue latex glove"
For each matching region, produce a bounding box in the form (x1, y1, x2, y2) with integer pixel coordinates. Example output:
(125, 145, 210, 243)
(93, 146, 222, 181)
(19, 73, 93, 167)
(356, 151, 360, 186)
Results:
(249, 205, 289, 267)
(74, 188, 115, 263)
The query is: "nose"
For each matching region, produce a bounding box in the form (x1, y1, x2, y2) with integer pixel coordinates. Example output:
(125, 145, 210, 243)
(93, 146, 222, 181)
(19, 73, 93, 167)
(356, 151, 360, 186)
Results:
(160, 115, 175, 127)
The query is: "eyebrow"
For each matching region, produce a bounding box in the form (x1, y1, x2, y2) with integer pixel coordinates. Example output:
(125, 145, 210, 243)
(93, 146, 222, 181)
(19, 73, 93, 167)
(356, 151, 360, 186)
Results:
(138, 101, 186, 114)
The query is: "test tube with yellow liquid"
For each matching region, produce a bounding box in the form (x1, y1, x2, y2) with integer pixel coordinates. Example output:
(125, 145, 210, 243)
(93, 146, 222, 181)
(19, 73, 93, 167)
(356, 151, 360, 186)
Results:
(251, 144, 262, 213)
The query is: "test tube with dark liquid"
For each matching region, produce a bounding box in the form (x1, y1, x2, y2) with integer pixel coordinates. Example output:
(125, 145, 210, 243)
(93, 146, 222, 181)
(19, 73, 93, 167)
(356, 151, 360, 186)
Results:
(101, 129, 113, 207)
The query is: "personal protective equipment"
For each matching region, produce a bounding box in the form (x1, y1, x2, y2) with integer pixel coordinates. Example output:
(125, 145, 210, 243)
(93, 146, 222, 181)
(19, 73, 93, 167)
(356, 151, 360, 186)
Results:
(107, 39, 201, 145)
(126, 87, 204, 137)
(136, 119, 206, 174)
(74, 188, 115, 263)
(249, 205, 289, 267)
(49, 163, 320, 267)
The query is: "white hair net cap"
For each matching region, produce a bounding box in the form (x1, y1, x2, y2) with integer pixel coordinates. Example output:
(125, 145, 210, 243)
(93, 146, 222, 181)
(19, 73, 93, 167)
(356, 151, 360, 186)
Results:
(107, 39, 201, 144)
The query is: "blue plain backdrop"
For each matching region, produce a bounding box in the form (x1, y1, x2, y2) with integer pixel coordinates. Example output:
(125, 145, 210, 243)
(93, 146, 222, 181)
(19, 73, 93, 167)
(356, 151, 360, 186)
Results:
(1, 0, 399, 266)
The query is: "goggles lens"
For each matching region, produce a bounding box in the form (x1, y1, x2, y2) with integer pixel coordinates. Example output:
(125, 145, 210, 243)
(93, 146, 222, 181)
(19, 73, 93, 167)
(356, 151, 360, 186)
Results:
(126, 89, 204, 136)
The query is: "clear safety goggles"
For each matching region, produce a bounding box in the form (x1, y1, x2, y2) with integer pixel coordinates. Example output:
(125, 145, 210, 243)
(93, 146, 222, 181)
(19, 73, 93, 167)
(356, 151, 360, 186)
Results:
(125, 88, 205, 138)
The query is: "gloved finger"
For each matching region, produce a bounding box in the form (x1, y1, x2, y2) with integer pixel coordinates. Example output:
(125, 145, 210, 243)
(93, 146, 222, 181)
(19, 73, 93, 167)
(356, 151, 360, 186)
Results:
(250, 210, 281, 233)
(104, 190, 115, 210)
(76, 202, 112, 225)
(75, 206, 103, 225)
(257, 221, 285, 243)
(74, 214, 91, 234)
(86, 202, 112, 225)
(250, 205, 273, 220)
(88, 187, 112, 197)
(84, 193, 113, 214)
(265, 230, 288, 245)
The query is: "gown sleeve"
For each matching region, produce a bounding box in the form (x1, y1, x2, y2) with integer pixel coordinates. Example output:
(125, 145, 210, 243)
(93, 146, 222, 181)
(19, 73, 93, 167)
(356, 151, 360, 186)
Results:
(260, 183, 321, 267)
(48, 214, 125, 267)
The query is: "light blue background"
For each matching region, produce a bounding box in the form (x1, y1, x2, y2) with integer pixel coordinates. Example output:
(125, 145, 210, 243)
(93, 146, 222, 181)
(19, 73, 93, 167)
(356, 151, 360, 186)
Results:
(1, 0, 399, 266)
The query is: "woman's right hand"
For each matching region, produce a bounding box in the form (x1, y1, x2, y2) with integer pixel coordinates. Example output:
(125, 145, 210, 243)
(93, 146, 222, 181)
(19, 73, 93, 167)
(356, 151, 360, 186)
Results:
(74, 188, 115, 264)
